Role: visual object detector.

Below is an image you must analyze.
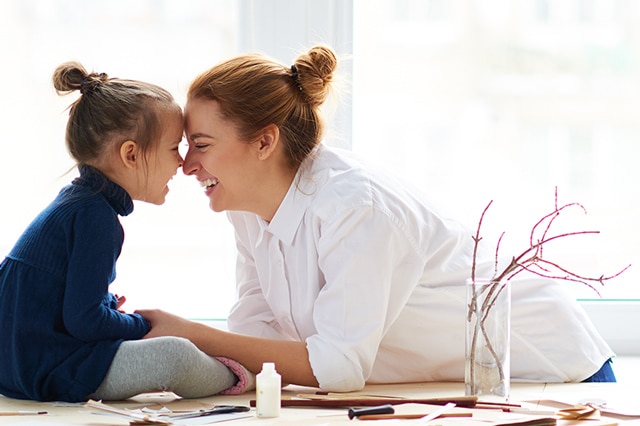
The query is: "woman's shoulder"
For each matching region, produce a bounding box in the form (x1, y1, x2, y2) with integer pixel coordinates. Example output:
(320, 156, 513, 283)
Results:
(307, 144, 364, 174)
(306, 144, 420, 207)
(305, 144, 378, 186)
(301, 146, 373, 207)
(306, 145, 470, 234)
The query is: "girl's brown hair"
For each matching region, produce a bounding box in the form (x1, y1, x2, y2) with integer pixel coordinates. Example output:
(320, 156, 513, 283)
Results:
(187, 45, 337, 168)
(52, 61, 179, 165)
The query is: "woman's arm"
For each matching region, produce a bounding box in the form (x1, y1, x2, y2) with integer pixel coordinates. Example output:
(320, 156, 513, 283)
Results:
(137, 308, 319, 387)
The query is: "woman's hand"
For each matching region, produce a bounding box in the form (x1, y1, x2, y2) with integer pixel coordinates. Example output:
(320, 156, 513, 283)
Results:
(135, 308, 192, 339)
(138, 309, 318, 387)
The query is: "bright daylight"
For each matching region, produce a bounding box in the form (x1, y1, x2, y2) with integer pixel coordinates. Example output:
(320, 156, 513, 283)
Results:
(0, 0, 639, 424)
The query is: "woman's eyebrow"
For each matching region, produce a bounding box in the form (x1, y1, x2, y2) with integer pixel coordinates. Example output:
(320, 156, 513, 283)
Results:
(188, 132, 214, 142)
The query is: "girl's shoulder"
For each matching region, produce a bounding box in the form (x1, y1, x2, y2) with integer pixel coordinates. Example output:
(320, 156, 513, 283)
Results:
(38, 184, 123, 232)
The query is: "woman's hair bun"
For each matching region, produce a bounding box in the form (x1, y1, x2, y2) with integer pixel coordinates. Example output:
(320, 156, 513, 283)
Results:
(293, 45, 337, 107)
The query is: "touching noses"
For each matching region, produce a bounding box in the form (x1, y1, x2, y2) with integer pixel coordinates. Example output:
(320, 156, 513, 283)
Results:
(182, 149, 199, 176)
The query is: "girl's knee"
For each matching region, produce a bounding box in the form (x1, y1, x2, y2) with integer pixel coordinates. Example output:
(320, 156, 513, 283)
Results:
(152, 336, 220, 371)
(147, 336, 201, 365)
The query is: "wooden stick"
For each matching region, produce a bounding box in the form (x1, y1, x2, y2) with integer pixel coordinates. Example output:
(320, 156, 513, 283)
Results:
(314, 391, 406, 399)
(358, 412, 473, 420)
(249, 395, 478, 408)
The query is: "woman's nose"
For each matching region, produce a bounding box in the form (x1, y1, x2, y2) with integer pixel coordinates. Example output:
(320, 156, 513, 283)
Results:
(182, 149, 199, 176)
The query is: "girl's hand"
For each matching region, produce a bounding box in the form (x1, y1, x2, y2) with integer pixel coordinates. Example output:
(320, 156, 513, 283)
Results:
(135, 309, 192, 339)
(115, 294, 127, 312)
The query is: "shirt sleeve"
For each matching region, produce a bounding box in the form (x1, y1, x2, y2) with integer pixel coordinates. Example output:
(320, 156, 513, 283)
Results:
(306, 204, 427, 391)
(62, 201, 149, 342)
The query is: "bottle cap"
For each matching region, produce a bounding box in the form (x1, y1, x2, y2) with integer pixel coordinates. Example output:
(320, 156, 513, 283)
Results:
(262, 362, 276, 371)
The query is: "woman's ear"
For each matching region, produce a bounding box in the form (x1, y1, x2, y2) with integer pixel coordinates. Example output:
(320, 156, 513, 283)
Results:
(119, 140, 140, 169)
(256, 124, 280, 160)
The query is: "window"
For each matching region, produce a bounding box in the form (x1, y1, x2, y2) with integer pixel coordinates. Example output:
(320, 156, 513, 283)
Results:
(1, 1, 637, 353)
(0, 0, 239, 319)
(352, 0, 639, 301)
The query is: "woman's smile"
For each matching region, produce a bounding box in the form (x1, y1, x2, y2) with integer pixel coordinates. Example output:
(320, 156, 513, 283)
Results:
(200, 177, 220, 196)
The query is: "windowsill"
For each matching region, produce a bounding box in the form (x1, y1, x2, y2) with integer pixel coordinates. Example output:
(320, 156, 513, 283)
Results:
(193, 299, 640, 356)
(191, 300, 640, 356)
(579, 300, 640, 355)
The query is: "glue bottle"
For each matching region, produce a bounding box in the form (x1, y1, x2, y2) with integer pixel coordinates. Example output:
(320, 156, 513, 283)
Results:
(256, 362, 281, 418)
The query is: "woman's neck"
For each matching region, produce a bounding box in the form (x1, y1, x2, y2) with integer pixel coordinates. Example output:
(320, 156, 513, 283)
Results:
(254, 164, 297, 223)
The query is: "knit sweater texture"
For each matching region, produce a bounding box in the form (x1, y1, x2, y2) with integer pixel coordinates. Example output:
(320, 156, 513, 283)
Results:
(0, 165, 150, 402)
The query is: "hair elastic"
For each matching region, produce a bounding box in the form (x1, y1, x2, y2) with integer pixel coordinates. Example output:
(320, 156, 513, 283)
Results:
(79, 77, 91, 95)
(80, 73, 107, 95)
(290, 65, 303, 91)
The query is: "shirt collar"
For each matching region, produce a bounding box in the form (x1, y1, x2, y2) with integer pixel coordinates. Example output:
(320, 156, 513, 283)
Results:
(265, 146, 323, 245)
(72, 164, 134, 216)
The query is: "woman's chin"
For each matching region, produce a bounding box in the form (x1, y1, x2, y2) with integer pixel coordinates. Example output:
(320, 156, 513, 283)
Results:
(208, 199, 224, 212)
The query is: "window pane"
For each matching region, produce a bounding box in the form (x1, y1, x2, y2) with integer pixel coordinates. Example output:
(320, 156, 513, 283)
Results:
(0, 0, 238, 318)
(352, 0, 638, 299)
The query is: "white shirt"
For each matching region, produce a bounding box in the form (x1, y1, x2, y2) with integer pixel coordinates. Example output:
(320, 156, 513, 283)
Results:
(227, 144, 613, 392)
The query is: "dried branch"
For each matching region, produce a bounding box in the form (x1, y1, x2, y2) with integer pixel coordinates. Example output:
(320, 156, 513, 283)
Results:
(471, 200, 493, 282)
(466, 188, 631, 396)
(472, 192, 629, 289)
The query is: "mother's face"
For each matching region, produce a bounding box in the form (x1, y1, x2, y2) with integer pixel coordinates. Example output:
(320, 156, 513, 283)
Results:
(183, 98, 259, 212)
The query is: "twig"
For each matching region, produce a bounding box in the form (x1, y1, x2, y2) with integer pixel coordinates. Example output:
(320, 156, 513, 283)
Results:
(466, 188, 631, 396)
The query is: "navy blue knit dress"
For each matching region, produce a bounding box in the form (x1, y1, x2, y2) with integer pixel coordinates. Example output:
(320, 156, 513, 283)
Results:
(0, 165, 150, 402)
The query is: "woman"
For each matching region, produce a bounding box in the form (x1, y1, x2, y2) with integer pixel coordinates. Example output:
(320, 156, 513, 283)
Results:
(140, 45, 615, 392)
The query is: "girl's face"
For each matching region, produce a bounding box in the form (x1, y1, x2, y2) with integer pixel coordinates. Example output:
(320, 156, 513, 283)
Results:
(182, 98, 258, 212)
(138, 107, 184, 205)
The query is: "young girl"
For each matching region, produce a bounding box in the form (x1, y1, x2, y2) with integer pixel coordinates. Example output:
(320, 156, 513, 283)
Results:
(0, 62, 252, 402)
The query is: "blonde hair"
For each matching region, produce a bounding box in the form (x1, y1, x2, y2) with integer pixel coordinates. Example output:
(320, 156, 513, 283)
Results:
(52, 61, 180, 165)
(188, 45, 337, 168)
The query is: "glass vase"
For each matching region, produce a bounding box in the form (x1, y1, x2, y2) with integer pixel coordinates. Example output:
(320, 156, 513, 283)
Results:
(465, 278, 511, 400)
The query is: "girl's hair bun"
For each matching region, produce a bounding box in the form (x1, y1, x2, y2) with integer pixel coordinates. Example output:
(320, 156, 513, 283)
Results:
(52, 61, 108, 95)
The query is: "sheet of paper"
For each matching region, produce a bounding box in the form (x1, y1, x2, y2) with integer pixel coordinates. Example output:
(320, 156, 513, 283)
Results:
(532, 398, 640, 418)
(85, 400, 253, 425)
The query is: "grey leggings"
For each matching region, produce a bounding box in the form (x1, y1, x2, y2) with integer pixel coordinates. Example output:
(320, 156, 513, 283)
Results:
(90, 336, 236, 401)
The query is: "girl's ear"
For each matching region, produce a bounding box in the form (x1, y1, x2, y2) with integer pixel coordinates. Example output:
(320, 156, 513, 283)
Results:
(256, 124, 280, 160)
(119, 140, 140, 169)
